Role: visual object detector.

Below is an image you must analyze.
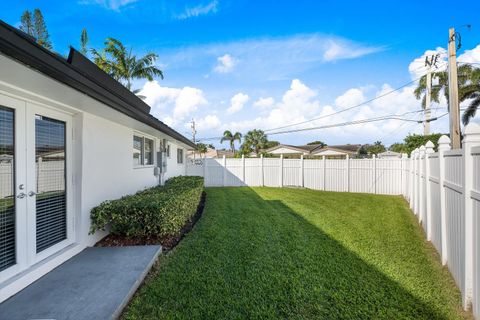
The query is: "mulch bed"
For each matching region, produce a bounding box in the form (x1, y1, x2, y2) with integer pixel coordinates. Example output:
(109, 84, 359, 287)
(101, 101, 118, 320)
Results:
(95, 191, 206, 252)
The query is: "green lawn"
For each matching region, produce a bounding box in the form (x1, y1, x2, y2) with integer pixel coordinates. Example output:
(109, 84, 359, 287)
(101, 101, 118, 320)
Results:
(124, 187, 471, 320)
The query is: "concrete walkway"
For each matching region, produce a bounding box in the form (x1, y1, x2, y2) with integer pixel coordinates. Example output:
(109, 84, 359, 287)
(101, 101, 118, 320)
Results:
(0, 245, 161, 320)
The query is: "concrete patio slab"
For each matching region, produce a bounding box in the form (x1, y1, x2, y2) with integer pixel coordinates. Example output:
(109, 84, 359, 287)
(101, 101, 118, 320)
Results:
(0, 245, 161, 320)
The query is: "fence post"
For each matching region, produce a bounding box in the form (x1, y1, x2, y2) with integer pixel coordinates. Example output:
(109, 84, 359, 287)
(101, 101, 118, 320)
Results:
(222, 155, 226, 187)
(409, 151, 414, 208)
(401, 153, 408, 197)
(260, 154, 264, 187)
(419, 146, 426, 223)
(425, 141, 434, 240)
(345, 154, 350, 192)
(462, 123, 480, 309)
(323, 155, 326, 191)
(241, 154, 245, 185)
(438, 135, 450, 265)
(279, 154, 283, 187)
(373, 154, 377, 194)
(413, 148, 419, 215)
(300, 155, 304, 187)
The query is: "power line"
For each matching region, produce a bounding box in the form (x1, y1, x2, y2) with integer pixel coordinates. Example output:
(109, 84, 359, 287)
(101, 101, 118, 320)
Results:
(262, 66, 449, 134)
(266, 111, 449, 136)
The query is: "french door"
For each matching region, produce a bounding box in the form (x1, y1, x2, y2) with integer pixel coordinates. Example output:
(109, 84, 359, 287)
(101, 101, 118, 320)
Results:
(0, 95, 73, 282)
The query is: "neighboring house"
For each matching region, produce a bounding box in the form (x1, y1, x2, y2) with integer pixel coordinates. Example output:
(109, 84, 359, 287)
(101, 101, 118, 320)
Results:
(266, 144, 320, 156)
(377, 150, 402, 159)
(266, 144, 361, 157)
(188, 148, 234, 159)
(0, 20, 195, 302)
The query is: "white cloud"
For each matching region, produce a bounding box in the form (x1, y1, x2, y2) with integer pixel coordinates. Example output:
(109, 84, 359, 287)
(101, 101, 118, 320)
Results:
(458, 44, 480, 63)
(196, 115, 221, 130)
(323, 39, 384, 62)
(176, 0, 218, 20)
(213, 54, 238, 73)
(78, 0, 137, 10)
(253, 97, 275, 109)
(139, 81, 208, 126)
(227, 93, 249, 114)
(158, 34, 384, 81)
(334, 88, 365, 109)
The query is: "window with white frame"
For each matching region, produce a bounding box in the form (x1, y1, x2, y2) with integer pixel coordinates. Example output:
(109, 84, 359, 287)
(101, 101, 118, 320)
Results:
(177, 148, 184, 164)
(166, 144, 171, 158)
(133, 134, 155, 166)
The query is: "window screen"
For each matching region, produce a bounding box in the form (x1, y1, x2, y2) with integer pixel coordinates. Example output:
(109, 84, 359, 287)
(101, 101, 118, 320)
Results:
(133, 135, 143, 166)
(144, 138, 154, 165)
(35, 115, 67, 253)
(177, 148, 183, 164)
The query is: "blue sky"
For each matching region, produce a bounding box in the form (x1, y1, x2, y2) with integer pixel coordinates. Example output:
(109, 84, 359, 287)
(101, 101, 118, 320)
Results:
(2, 0, 480, 147)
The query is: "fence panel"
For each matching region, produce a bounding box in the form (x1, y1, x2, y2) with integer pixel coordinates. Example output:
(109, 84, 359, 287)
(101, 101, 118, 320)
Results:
(303, 159, 324, 190)
(444, 150, 465, 295)
(325, 159, 345, 192)
(245, 159, 262, 186)
(349, 159, 374, 193)
(283, 159, 300, 187)
(428, 154, 442, 253)
(472, 147, 480, 318)
(376, 158, 402, 195)
(204, 159, 224, 187)
(263, 158, 280, 187)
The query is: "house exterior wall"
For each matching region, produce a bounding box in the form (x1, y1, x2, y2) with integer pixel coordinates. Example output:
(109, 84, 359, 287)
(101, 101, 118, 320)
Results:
(0, 53, 190, 301)
(164, 142, 186, 180)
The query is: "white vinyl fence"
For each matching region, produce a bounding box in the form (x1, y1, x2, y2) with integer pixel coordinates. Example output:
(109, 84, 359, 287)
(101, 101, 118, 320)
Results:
(187, 123, 480, 316)
(188, 155, 406, 195)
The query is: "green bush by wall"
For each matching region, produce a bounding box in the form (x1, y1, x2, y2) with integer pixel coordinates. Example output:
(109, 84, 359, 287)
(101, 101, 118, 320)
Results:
(90, 176, 204, 238)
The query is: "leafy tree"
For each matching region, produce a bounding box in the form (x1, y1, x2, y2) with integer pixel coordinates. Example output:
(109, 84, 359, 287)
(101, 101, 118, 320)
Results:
(80, 28, 89, 55)
(207, 144, 215, 149)
(19, 9, 52, 49)
(241, 129, 268, 156)
(388, 143, 407, 153)
(91, 38, 163, 90)
(360, 141, 386, 155)
(414, 64, 480, 125)
(196, 143, 208, 156)
(307, 140, 326, 147)
(264, 140, 280, 149)
(20, 11, 34, 35)
(403, 133, 443, 154)
(220, 130, 242, 152)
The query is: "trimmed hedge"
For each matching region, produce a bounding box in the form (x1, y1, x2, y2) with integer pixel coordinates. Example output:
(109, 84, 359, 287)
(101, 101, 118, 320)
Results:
(90, 176, 204, 238)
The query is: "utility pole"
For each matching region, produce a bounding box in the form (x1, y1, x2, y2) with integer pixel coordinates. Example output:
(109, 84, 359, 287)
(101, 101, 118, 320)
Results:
(191, 119, 197, 159)
(448, 27, 461, 148)
(423, 56, 434, 135)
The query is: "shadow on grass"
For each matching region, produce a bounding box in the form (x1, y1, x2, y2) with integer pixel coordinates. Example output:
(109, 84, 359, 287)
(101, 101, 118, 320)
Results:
(125, 187, 460, 320)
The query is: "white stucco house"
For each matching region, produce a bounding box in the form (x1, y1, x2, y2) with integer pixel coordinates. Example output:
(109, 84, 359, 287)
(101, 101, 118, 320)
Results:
(0, 20, 195, 302)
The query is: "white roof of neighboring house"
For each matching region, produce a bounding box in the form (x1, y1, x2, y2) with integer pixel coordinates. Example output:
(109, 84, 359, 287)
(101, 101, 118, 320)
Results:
(377, 150, 402, 158)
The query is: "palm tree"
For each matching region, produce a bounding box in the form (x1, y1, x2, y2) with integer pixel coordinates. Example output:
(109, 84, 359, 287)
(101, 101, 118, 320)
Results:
(220, 130, 242, 152)
(242, 129, 268, 155)
(414, 64, 480, 125)
(91, 38, 164, 91)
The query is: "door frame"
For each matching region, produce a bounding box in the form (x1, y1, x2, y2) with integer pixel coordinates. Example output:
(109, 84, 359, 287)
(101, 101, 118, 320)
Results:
(0, 94, 27, 283)
(25, 102, 75, 265)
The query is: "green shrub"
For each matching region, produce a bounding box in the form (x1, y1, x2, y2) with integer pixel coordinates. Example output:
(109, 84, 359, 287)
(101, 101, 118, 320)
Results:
(90, 176, 204, 238)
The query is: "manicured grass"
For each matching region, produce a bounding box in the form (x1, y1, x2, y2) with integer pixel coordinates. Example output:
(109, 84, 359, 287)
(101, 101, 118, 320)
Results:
(124, 187, 471, 319)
